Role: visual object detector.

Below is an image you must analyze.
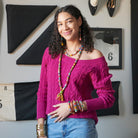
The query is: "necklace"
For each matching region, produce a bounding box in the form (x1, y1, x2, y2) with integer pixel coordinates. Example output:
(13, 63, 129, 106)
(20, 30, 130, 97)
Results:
(56, 45, 84, 101)
(64, 45, 83, 57)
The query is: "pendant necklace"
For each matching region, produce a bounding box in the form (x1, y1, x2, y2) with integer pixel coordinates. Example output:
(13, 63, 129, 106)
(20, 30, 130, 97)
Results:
(56, 45, 84, 101)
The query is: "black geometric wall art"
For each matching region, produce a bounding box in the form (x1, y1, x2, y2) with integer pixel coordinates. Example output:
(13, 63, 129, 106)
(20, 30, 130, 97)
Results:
(131, 0, 138, 114)
(14, 81, 39, 121)
(92, 81, 120, 116)
(16, 22, 54, 65)
(6, 4, 57, 53)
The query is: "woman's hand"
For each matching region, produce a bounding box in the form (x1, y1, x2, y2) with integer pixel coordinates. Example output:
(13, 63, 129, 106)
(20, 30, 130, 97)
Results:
(48, 102, 70, 122)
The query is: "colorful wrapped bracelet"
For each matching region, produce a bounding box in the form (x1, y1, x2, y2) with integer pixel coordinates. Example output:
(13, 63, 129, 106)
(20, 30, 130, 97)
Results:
(68, 101, 75, 114)
(68, 100, 85, 114)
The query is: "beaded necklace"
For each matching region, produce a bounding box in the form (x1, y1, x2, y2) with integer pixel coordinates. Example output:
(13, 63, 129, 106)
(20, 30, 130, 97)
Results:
(56, 45, 84, 101)
(64, 45, 83, 57)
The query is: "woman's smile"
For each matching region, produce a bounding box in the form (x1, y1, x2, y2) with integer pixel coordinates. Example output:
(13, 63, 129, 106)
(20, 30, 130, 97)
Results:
(63, 30, 72, 36)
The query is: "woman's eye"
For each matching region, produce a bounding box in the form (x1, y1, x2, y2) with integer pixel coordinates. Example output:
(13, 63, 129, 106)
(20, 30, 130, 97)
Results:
(67, 20, 72, 23)
(58, 24, 62, 26)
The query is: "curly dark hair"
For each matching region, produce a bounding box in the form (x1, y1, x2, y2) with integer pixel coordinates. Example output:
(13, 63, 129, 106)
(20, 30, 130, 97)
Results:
(49, 5, 94, 58)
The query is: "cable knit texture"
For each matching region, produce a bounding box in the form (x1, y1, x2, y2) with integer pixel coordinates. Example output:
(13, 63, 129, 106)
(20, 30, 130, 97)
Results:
(37, 48, 115, 124)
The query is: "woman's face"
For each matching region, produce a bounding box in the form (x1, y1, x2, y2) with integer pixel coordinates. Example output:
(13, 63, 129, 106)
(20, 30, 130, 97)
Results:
(57, 12, 82, 42)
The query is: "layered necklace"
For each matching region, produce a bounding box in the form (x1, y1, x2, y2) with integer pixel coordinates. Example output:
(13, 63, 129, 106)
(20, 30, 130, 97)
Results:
(56, 45, 84, 101)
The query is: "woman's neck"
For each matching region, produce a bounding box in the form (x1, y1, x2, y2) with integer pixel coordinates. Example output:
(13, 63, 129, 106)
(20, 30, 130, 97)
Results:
(66, 40, 81, 51)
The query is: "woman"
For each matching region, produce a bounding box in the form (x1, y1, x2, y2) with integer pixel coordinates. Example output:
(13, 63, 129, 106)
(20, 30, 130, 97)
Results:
(36, 5, 115, 138)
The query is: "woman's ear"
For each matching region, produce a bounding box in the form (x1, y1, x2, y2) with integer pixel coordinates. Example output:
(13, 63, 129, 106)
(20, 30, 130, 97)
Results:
(78, 16, 82, 27)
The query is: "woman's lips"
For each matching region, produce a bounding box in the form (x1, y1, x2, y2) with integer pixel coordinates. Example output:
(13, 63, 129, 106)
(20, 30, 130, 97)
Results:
(63, 31, 72, 36)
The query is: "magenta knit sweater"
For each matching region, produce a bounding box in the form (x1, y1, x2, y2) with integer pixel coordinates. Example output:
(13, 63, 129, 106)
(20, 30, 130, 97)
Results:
(37, 48, 115, 124)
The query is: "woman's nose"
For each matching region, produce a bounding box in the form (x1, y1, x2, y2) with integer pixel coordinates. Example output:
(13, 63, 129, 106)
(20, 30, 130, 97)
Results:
(63, 23, 68, 30)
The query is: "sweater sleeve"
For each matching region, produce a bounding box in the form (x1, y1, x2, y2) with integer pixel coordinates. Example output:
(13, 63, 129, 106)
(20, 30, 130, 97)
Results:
(37, 48, 49, 119)
(85, 59, 115, 112)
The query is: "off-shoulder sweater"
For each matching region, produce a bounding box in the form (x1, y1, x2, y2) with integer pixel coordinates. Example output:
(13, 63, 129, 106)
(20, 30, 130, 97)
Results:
(37, 48, 115, 124)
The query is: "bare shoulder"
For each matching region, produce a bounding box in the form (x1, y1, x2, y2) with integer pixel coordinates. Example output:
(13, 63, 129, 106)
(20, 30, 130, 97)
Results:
(88, 49, 103, 60)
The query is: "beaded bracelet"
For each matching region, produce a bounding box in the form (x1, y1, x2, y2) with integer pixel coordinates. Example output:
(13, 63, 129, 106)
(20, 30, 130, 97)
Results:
(76, 100, 82, 111)
(73, 100, 78, 112)
(68, 101, 75, 114)
(68, 100, 84, 113)
(79, 100, 84, 112)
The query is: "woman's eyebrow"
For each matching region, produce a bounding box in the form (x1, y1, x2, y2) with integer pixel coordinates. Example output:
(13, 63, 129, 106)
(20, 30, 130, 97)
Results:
(57, 17, 73, 23)
(65, 17, 73, 21)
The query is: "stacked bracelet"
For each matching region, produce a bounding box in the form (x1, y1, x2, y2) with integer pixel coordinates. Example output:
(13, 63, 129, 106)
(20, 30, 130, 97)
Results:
(36, 124, 45, 138)
(79, 100, 84, 112)
(68, 101, 75, 114)
(68, 100, 85, 114)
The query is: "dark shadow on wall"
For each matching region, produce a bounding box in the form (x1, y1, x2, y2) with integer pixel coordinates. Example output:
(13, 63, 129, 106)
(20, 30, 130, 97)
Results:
(0, 0, 3, 38)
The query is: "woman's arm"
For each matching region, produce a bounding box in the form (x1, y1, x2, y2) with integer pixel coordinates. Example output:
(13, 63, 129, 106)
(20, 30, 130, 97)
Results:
(37, 48, 49, 119)
(85, 49, 115, 111)
(36, 48, 50, 138)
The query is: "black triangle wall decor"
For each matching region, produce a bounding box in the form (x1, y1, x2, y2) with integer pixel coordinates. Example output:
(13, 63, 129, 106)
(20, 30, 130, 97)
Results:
(6, 4, 57, 53)
(16, 22, 54, 65)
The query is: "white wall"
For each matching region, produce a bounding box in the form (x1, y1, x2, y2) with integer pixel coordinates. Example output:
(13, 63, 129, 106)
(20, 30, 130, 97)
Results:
(0, 0, 138, 138)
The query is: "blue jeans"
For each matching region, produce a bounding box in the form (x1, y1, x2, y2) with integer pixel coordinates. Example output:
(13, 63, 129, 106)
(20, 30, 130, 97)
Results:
(45, 115, 98, 138)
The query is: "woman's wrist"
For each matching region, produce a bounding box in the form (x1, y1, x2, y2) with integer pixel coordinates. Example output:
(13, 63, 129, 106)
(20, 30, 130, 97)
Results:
(38, 118, 45, 125)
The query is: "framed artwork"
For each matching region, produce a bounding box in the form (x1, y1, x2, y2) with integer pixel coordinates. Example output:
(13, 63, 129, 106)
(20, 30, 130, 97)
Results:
(91, 28, 122, 69)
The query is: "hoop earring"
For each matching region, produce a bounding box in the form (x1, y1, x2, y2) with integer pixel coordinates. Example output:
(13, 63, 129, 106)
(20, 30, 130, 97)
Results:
(61, 37, 64, 46)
